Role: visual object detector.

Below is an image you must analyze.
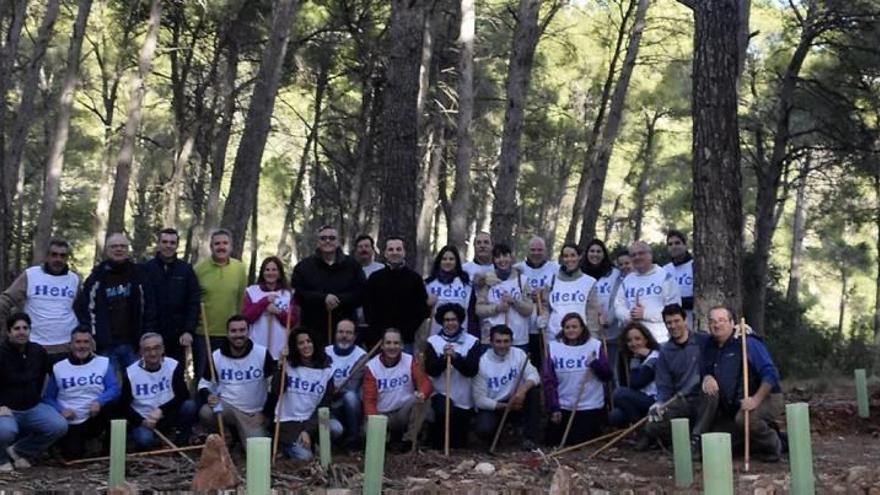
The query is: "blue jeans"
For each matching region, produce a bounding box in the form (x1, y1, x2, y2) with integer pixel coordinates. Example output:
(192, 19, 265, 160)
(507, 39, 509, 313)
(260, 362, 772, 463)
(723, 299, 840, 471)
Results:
(331, 389, 362, 443)
(609, 387, 655, 427)
(130, 399, 198, 450)
(282, 419, 343, 460)
(99, 343, 140, 375)
(0, 403, 68, 463)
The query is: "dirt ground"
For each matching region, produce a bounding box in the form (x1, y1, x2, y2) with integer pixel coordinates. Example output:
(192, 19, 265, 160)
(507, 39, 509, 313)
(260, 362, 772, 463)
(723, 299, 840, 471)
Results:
(1, 386, 877, 494)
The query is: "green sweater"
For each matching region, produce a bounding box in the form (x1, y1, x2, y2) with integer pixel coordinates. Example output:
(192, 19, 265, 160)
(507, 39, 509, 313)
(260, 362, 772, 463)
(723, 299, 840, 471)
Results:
(194, 258, 247, 337)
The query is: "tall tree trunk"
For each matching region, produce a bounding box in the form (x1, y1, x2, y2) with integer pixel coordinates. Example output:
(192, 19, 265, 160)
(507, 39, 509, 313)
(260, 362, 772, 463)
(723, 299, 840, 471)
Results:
(490, 0, 557, 245)
(32, 0, 92, 263)
(577, 0, 648, 247)
(745, 11, 818, 334)
(448, 0, 474, 253)
(874, 173, 880, 344)
(786, 160, 809, 304)
(838, 269, 847, 339)
(105, 0, 162, 237)
(248, 183, 259, 284)
(346, 75, 377, 248)
(4, 0, 60, 207)
(220, 0, 300, 258)
(416, 120, 443, 273)
(689, 0, 744, 328)
(565, 0, 635, 244)
(632, 110, 660, 241)
(377, 0, 427, 261)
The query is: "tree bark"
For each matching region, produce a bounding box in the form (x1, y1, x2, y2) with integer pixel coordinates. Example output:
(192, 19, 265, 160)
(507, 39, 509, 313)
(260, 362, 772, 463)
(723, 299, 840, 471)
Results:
(416, 119, 444, 273)
(745, 10, 818, 334)
(786, 160, 809, 304)
(690, 0, 745, 329)
(105, 0, 162, 237)
(874, 173, 880, 343)
(32, 0, 92, 263)
(632, 110, 660, 241)
(447, 0, 474, 254)
(377, 0, 427, 261)
(577, 0, 648, 247)
(565, 0, 635, 244)
(220, 0, 300, 258)
(490, 0, 555, 245)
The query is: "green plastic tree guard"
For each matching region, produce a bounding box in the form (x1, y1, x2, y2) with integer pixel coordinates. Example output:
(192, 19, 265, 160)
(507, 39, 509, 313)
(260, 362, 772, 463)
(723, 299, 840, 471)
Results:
(109, 419, 126, 488)
(247, 437, 271, 494)
(786, 402, 815, 495)
(701, 432, 733, 495)
(363, 414, 388, 495)
(671, 417, 693, 487)
(855, 369, 869, 418)
(318, 406, 332, 468)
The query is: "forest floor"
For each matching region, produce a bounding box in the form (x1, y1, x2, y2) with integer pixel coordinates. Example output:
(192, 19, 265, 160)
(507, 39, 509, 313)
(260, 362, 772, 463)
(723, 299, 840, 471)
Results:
(1, 384, 878, 494)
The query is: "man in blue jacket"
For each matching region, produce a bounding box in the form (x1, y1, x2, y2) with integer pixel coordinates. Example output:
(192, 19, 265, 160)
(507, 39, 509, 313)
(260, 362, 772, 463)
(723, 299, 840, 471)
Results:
(75, 233, 155, 372)
(699, 306, 784, 462)
(140, 228, 200, 362)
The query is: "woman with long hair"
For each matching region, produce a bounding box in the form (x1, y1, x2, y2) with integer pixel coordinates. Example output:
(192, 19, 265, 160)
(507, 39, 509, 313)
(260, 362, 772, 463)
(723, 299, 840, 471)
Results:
(543, 313, 611, 445)
(276, 328, 341, 460)
(425, 246, 472, 335)
(540, 244, 600, 350)
(241, 256, 299, 359)
(581, 239, 624, 380)
(609, 322, 660, 434)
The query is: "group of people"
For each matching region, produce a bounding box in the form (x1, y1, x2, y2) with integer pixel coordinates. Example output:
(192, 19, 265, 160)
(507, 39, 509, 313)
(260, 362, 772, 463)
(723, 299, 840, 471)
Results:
(0, 225, 785, 472)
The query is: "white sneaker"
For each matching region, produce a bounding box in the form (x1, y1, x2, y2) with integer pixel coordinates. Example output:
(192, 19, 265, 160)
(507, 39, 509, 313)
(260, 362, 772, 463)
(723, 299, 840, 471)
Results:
(0, 461, 12, 472)
(6, 446, 30, 469)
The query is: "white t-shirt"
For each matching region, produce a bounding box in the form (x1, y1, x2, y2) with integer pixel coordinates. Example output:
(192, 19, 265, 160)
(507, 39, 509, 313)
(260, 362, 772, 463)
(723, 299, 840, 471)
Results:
(549, 339, 604, 411)
(546, 274, 597, 343)
(126, 358, 179, 418)
(613, 265, 681, 343)
(366, 353, 415, 413)
(484, 276, 530, 345)
(427, 333, 479, 409)
(24, 266, 80, 346)
(53, 356, 111, 425)
(277, 364, 334, 422)
(463, 261, 494, 285)
(663, 259, 694, 328)
(426, 277, 471, 334)
(197, 344, 269, 414)
(245, 285, 292, 360)
(326, 344, 367, 389)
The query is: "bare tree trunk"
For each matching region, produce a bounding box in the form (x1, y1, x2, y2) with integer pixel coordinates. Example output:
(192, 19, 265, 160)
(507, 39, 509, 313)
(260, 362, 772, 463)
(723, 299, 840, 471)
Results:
(377, 0, 427, 260)
(786, 159, 809, 304)
(32, 0, 92, 263)
(346, 75, 377, 248)
(106, 0, 162, 237)
(221, 0, 300, 258)
(416, 120, 443, 273)
(577, 0, 648, 247)
(632, 110, 660, 241)
(838, 270, 847, 339)
(448, 0, 474, 253)
(565, 0, 635, 244)
(688, 0, 745, 327)
(874, 173, 880, 344)
(745, 9, 818, 334)
(248, 183, 258, 284)
(490, 0, 559, 245)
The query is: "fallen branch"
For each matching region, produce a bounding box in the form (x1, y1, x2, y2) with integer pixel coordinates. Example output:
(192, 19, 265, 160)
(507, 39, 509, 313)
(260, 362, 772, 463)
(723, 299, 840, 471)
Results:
(63, 444, 204, 466)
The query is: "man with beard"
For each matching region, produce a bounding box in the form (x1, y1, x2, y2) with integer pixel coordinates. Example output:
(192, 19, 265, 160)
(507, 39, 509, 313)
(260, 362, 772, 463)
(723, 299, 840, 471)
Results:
(141, 228, 200, 362)
(194, 229, 247, 382)
(44, 327, 120, 459)
(76, 233, 155, 372)
(198, 315, 275, 446)
(663, 230, 694, 328)
(121, 332, 196, 450)
(0, 239, 80, 358)
(292, 226, 365, 348)
(362, 237, 430, 351)
(325, 319, 367, 448)
(0, 313, 68, 471)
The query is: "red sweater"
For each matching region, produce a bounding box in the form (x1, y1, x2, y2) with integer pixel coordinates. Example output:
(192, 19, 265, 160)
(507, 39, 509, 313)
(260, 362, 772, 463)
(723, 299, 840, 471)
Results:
(362, 354, 432, 416)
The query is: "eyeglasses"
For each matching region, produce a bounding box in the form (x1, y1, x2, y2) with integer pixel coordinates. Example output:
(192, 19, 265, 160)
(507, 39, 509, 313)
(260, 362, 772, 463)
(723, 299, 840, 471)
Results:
(319, 236, 337, 242)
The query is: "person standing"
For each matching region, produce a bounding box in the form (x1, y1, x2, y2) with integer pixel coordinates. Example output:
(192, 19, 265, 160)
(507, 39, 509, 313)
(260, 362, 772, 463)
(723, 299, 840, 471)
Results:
(462, 232, 495, 283)
(0, 313, 68, 471)
(353, 234, 385, 280)
(362, 237, 430, 352)
(140, 228, 200, 363)
(475, 244, 534, 348)
(0, 238, 80, 358)
(515, 236, 559, 365)
(44, 327, 120, 459)
(663, 230, 694, 329)
(582, 239, 624, 381)
(76, 233, 155, 371)
(540, 243, 601, 350)
(241, 256, 299, 360)
(613, 241, 681, 344)
(194, 229, 247, 382)
(292, 226, 365, 348)
(425, 246, 472, 336)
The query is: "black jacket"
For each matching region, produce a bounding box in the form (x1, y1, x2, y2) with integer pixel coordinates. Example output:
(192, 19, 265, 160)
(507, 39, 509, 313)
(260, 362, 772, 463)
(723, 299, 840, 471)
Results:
(75, 259, 155, 350)
(363, 265, 430, 344)
(0, 341, 51, 410)
(292, 249, 365, 342)
(140, 254, 200, 342)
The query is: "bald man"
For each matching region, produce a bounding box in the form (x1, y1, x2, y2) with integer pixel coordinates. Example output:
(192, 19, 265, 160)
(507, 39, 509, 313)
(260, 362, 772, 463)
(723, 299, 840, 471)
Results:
(514, 236, 558, 364)
(75, 233, 156, 372)
(613, 241, 681, 343)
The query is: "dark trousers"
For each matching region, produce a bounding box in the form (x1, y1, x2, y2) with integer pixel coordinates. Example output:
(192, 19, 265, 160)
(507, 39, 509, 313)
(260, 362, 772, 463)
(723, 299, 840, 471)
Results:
(59, 412, 110, 459)
(473, 387, 541, 444)
(609, 387, 654, 427)
(545, 408, 605, 446)
(644, 393, 716, 444)
(430, 394, 473, 450)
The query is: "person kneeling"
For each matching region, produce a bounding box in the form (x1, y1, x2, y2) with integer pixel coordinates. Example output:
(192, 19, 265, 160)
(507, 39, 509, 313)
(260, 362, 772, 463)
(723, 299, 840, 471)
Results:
(44, 327, 120, 459)
(473, 325, 540, 450)
(609, 322, 659, 448)
(277, 328, 341, 460)
(425, 304, 481, 450)
(121, 333, 196, 451)
(362, 328, 432, 452)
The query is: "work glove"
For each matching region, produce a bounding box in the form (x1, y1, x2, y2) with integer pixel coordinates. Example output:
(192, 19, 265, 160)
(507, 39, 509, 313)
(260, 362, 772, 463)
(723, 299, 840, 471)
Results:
(647, 402, 665, 423)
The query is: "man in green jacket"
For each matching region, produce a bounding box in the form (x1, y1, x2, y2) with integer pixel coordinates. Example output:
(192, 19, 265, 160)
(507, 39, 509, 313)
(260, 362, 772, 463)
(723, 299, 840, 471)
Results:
(194, 228, 247, 382)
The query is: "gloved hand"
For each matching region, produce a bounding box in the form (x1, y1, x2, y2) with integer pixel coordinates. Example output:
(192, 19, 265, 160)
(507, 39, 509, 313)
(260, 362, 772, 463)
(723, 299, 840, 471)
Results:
(647, 402, 665, 423)
(536, 314, 549, 329)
